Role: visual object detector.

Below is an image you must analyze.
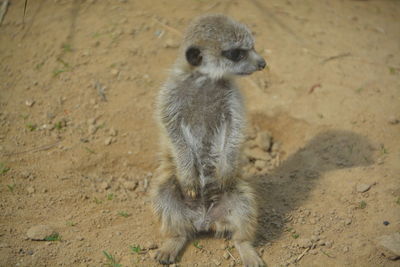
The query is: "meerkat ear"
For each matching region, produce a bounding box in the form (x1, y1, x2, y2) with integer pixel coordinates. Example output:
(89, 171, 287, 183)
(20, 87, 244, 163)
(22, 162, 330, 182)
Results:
(185, 46, 202, 66)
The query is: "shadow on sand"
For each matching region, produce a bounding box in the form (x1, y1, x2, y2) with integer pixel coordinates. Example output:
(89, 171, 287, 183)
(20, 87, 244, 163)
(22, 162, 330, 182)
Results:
(254, 129, 374, 244)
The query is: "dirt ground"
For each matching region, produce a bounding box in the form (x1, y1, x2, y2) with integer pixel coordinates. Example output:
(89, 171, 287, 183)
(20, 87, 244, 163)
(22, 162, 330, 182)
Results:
(1, 0, 399, 266)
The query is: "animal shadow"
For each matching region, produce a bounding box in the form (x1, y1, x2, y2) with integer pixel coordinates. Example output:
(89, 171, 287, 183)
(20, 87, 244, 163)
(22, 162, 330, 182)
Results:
(252, 129, 374, 244)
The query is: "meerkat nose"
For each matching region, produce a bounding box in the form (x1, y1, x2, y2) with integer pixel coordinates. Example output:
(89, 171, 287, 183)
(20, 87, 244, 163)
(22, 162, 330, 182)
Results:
(257, 59, 266, 70)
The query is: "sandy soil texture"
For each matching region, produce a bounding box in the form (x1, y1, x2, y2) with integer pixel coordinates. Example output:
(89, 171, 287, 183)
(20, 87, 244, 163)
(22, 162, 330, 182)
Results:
(1, 0, 399, 266)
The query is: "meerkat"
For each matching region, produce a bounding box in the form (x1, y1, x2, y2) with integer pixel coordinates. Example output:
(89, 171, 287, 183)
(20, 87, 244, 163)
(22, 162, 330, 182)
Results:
(151, 14, 266, 266)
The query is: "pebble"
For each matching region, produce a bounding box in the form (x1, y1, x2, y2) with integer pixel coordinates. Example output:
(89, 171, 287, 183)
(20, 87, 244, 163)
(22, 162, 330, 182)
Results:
(377, 233, 400, 260)
(383, 221, 390, 226)
(25, 99, 35, 107)
(254, 160, 267, 170)
(164, 39, 179, 48)
(325, 241, 333, 248)
(100, 182, 110, 190)
(123, 181, 138, 191)
(255, 131, 272, 151)
(388, 116, 399, 125)
(212, 259, 221, 266)
(27, 186, 35, 194)
(109, 128, 118, 137)
(297, 238, 312, 248)
(223, 251, 230, 259)
(104, 137, 113, 145)
(356, 184, 371, 193)
(344, 218, 352, 225)
(145, 241, 158, 250)
(88, 125, 97, 135)
(26, 225, 56, 241)
(343, 246, 349, 253)
(110, 69, 119, 76)
(244, 147, 271, 161)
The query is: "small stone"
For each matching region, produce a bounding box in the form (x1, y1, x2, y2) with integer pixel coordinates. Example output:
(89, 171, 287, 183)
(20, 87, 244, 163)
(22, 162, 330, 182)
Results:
(145, 241, 158, 250)
(104, 137, 113, 145)
(25, 99, 35, 107)
(254, 160, 267, 170)
(345, 218, 352, 225)
(100, 182, 110, 190)
(356, 184, 371, 193)
(343, 246, 349, 253)
(88, 125, 97, 135)
(317, 240, 325, 246)
(110, 69, 119, 76)
(383, 221, 390, 226)
(223, 251, 230, 259)
(325, 241, 333, 248)
(88, 118, 97, 125)
(311, 235, 320, 242)
(27, 186, 35, 194)
(109, 128, 118, 137)
(377, 233, 400, 260)
(212, 259, 221, 266)
(244, 147, 272, 161)
(26, 225, 56, 241)
(388, 116, 399, 125)
(76, 236, 84, 241)
(164, 39, 179, 48)
(0, 243, 10, 248)
(255, 131, 272, 151)
(123, 181, 138, 191)
(297, 238, 312, 248)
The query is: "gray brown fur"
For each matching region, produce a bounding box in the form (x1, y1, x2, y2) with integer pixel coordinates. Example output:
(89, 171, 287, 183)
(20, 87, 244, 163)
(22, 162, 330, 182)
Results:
(151, 14, 266, 266)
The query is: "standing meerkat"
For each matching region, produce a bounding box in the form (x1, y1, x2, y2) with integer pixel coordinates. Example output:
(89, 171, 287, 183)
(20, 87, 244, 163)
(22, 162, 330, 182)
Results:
(151, 14, 266, 266)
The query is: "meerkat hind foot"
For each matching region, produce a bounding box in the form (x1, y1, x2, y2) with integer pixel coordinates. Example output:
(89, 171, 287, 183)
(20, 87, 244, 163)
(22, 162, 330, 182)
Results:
(155, 236, 186, 265)
(235, 241, 265, 267)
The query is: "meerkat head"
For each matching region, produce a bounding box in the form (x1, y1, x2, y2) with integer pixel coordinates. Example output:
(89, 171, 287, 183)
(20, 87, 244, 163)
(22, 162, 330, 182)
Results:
(180, 14, 266, 79)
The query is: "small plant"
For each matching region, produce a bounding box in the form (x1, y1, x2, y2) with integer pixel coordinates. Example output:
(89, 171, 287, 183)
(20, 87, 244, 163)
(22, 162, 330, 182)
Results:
(94, 197, 103, 204)
(62, 43, 73, 52)
(291, 233, 300, 239)
(45, 233, 61, 241)
(389, 66, 397, 75)
(103, 251, 122, 267)
(66, 221, 76, 227)
(118, 211, 130, 218)
(355, 87, 364, 93)
(107, 193, 114, 200)
(54, 121, 63, 130)
(130, 245, 141, 254)
(359, 200, 367, 209)
(84, 147, 96, 154)
(380, 144, 388, 155)
(26, 123, 37, 131)
(7, 184, 15, 192)
(0, 163, 10, 175)
(396, 197, 400, 205)
(193, 240, 203, 249)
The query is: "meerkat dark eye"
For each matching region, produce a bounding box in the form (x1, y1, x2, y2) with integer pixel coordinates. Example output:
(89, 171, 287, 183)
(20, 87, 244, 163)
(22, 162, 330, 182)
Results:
(186, 46, 202, 66)
(222, 49, 247, 62)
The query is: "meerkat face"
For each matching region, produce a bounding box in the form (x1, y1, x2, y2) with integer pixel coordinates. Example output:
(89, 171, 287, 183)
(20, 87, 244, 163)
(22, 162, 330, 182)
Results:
(183, 14, 266, 79)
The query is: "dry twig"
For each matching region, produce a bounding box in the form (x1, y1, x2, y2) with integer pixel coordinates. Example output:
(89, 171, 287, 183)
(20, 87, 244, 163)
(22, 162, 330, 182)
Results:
(2, 141, 61, 156)
(152, 18, 182, 36)
(321, 53, 351, 64)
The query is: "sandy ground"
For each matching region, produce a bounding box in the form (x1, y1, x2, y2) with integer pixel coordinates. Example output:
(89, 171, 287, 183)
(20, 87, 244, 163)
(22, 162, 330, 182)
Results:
(1, 0, 399, 266)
